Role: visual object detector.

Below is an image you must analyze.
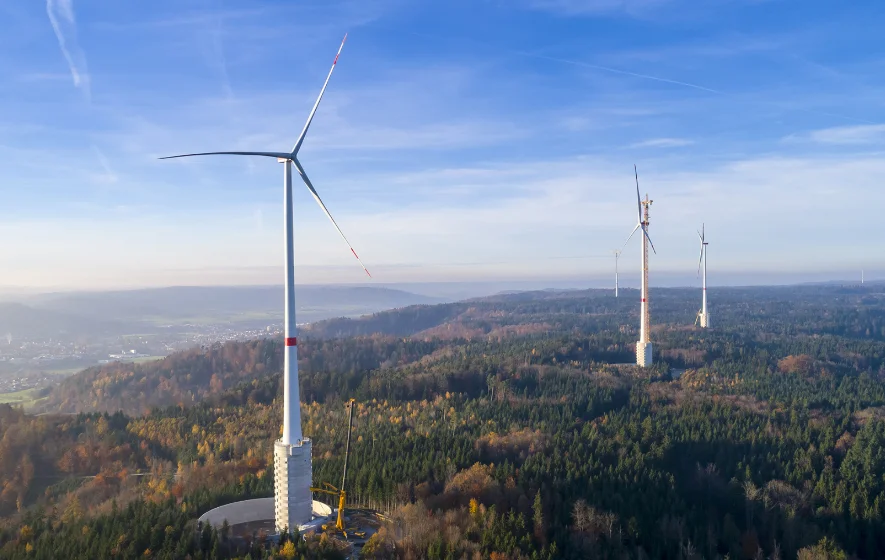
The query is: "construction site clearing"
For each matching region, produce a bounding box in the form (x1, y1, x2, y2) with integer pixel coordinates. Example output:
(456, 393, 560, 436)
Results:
(199, 498, 385, 554)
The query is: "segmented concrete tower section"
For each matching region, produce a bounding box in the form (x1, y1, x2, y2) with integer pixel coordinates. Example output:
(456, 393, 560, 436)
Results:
(274, 160, 313, 532)
(636, 195, 654, 367)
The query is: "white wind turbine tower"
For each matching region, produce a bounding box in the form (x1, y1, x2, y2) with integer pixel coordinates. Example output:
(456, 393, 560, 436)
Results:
(621, 165, 656, 367)
(695, 224, 709, 328)
(613, 249, 621, 298)
(161, 35, 369, 533)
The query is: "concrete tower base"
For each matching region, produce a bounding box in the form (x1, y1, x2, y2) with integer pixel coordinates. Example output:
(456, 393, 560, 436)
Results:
(699, 313, 709, 328)
(636, 342, 653, 367)
(274, 439, 313, 533)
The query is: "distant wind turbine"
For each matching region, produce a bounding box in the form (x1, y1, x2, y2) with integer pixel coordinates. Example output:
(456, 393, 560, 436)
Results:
(161, 34, 367, 532)
(621, 165, 655, 367)
(695, 224, 709, 328)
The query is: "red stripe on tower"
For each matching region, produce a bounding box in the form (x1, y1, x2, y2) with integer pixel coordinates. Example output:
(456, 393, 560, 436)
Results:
(286, 337, 298, 347)
(641, 298, 646, 302)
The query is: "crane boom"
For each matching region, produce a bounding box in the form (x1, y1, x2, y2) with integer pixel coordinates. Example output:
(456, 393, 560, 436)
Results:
(310, 399, 357, 534)
(337, 399, 355, 531)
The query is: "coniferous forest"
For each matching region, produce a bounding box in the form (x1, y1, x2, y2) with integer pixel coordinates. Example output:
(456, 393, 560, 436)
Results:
(2, 284, 885, 559)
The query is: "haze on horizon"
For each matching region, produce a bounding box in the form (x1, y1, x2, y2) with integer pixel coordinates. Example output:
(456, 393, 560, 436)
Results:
(1, 0, 883, 291)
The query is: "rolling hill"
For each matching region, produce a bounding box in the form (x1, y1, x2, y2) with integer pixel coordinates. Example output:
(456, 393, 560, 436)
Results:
(0, 302, 122, 339)
(1, 285, 441, 337)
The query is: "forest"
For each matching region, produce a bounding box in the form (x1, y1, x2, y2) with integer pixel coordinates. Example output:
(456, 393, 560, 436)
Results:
(2, 284, 885, 559)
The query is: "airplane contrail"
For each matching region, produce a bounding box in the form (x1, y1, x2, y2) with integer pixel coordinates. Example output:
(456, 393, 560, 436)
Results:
(516, 50, 723, 94)
(46, 0, 90, 98)
(508, 47, 877, 124)
(404, 29, 876, 125)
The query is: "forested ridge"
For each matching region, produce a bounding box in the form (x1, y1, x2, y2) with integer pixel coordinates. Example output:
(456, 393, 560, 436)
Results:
(3, 285, 885, 558)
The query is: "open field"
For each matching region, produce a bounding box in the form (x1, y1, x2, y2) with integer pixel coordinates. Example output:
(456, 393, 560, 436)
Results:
(43, 366, 86, 375)
(138, 311, 280, 327)
(0, 387, 44, 408)
(130, 356, 164, 364)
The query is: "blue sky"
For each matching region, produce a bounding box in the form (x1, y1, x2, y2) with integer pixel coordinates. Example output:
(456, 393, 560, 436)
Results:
(0, 0, 883, 290)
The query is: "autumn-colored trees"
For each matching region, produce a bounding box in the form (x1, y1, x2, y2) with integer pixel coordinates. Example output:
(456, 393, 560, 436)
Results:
(3, 284, 885, 557)
(778, 354, 817, 376)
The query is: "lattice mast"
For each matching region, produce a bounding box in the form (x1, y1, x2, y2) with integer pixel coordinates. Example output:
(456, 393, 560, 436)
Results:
(701, 233, 708, 325)
(640, 195, 653, 344)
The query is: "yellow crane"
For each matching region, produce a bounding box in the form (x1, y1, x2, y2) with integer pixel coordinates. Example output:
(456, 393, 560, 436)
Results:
(311, 398, 355, 532)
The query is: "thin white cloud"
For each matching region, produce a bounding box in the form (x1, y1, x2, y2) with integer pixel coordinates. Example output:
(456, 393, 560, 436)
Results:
(525, 0, 675, 16)
(91, 146, 118, 184)
(311, 121, 527, 151)
(1, 152, 883, 287)
(523, 0, 674, 16)
(799, 124, 885, 145)
(331, 153, 884, 278)
(112, 105, 525, 157)
(16, 72, 71, 83)
(46, 0, 90, 98)
(629, 137, 694, 148)
(202, 7, 233, 98)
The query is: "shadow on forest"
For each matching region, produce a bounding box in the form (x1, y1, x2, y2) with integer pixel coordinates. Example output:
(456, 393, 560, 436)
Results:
(652, 439, 881, 559)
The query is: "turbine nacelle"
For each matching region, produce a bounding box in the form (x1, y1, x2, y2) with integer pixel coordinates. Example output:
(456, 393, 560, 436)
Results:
(621, 165, 656, 254)
(697, 223, 708, 277)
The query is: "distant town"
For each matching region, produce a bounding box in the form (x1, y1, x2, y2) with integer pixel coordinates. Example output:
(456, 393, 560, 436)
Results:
(0, 324, 284, 394)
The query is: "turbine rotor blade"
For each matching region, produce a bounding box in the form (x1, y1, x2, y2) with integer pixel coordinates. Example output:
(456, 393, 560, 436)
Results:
(634, 164, 642, 223)
(290, 34, 348, 156)
(292, 158, 371, 277)
(697, 245, 704, 277)
(621, 223, 641, 252)
(643, 227, 657, 254)
(159, 151, 292, 160)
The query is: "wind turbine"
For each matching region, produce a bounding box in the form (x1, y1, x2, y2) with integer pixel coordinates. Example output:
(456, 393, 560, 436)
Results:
(621, 165, 655, 367)
(161, 35, 367, 533)
(695, 224, 709, 328)
(613, 249, 621, 298)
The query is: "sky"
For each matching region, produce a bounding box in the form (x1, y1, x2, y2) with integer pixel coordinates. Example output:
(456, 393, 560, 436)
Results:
(0, 0, 884, 291)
